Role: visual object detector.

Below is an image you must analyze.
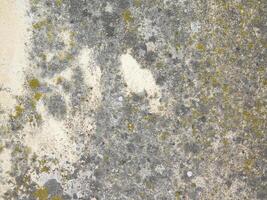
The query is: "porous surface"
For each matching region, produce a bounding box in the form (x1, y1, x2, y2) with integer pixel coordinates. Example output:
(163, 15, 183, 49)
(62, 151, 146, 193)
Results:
(0, 0, 266, 199)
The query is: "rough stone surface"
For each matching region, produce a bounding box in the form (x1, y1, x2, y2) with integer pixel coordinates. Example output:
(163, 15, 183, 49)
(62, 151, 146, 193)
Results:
(0, 0, 266, 199)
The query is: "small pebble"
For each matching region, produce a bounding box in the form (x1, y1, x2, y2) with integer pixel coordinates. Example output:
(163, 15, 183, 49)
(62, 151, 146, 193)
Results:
(187, 171, 193, 177)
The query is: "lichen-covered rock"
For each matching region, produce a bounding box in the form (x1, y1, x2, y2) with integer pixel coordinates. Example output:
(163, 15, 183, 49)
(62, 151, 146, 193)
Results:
(0, 0, 266, 199)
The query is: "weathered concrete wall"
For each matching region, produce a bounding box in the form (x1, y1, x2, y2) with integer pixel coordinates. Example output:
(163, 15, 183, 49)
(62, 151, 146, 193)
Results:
(0, 0, 266, 199)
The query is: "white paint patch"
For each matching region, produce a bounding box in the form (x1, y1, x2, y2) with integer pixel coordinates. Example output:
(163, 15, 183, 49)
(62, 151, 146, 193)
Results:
(78, 48, 102, 109)
(0, 0, 31, 95)
(120, 51, 162, 113)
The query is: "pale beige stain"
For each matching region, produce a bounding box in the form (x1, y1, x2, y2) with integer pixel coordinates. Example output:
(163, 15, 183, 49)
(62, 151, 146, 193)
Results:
(0, 0, 31, 95)
(0, 1, 30, 197)
(120, 51, 162, 113)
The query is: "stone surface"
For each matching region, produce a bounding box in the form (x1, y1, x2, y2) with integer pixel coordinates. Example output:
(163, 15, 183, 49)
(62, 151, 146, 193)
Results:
(0, 0, 266, 199)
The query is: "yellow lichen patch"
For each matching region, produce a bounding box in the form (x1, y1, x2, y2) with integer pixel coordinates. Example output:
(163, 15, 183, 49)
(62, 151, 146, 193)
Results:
(122, 10, 134, 24)
(175, 191, 181, 200)
(15, 105, 24, 118)
(51, 196, 62, 200)
(55, 0, 63, 7)
(243, 159, 254, 172)
(40, 165, 50, 173)
(0, 143, 4, 153)
(158, 132, 169, 141)
(196, 43, 205, 51)
(28, 78, 40, 89)
(34, 187, 48, 200)
(56, 77, 63, 84)
(33, 20, 48, 30)
(247, 42, 254, 49)
(47, 30, 54, 43)
(24, 146, 32, 157)
(175, 43, 181, 50)
(34, 92, 43, 101)
(222, 138, 229, 146)
(127, 123, 134, 131)
(143, 115, 154, 121)
(58, 52, 73, 61)
(30, 0, 40, 5)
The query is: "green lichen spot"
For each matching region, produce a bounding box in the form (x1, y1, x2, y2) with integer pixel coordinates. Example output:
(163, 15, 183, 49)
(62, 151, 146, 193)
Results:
(40, 166, 50, 173)
(29, 78, 40, 89)
(196, 43, 205, 51)
(103, 154, 109, 162)
(0, 144, 4, 153)
(15, 105, 24, 118)
(175, 191, 181, 200)
(243, 159, 254, 172)
(33, 20, 48, 30)
(134, 0, 141, 7)
(158, 132, 169, 141)
(34, 92, 43, 101)
(175, 44, 181, 50)
(55, 0, 63, 7)
(34, 187, 48, 200)
(122, 10, 134, 24)
(51, 196, 62, 200)
(56, 77, 63, 84)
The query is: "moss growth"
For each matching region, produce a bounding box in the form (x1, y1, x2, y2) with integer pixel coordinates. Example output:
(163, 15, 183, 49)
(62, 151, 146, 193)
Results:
(34, 187, 48, 200)
(122, 10, 134, 24)
(29, 78, 40, 89)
